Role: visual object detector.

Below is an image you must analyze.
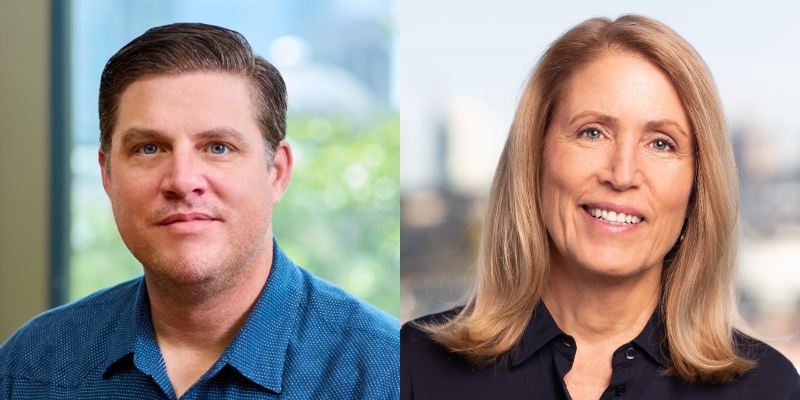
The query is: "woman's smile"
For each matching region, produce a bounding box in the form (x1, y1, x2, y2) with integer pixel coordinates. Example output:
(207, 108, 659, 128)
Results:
(584, 206, 642, 225)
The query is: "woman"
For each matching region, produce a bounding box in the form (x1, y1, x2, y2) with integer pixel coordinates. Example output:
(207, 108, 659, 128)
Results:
(400, 15, 800, 400)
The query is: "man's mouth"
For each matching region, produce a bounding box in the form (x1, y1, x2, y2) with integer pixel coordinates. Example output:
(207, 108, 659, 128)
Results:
(585, 206, 643, 225)
(158, 212, 215, 225)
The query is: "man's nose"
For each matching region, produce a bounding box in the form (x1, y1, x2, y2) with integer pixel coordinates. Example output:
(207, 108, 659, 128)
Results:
(160, 149, 208, 199)
(598, 138, 644, 191)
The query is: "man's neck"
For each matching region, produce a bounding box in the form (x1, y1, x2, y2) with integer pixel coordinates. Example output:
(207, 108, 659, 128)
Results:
(145, 239, 274, 398)
(147, 273, 268, 351)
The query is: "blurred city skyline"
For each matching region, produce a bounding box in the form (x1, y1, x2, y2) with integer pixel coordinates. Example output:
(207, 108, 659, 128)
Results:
(400, 0, 800, 194)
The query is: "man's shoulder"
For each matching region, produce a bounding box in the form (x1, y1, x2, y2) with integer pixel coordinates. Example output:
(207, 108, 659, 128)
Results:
(278, 267, 399, 398)
(0, 278, 142, 386)
(294, 267, 399, 349)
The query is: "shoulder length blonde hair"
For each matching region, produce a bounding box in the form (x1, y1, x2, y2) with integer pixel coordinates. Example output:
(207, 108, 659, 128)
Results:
(421, 14, 753, 383)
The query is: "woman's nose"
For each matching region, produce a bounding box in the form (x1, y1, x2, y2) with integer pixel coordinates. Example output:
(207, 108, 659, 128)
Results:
(598, 139, 644, 191)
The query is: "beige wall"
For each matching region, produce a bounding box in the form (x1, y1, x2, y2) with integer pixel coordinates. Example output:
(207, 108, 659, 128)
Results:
(0, 0, 50, 343)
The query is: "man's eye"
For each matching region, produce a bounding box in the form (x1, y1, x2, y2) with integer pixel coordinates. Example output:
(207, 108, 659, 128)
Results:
(141, 144, 158, 154)
(210, 143, 228, 154)
(583, 129, 603, 139)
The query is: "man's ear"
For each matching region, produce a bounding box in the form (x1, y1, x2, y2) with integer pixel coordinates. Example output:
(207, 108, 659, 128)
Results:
(270, 140, 293, 206)
(98, 149, 111, 196)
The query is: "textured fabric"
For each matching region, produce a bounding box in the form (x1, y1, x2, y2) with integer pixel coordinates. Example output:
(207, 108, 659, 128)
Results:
(0, 239, 400, 399)
(401, 302, 800, 399)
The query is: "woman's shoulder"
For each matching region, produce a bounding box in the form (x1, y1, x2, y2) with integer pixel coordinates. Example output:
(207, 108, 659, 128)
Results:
(400, 307, 461, 356)
(402, 307, 460, 328)
(401, 308, 515, 400)
(400, 307, 486, 377)
(734, 334, 800, 389)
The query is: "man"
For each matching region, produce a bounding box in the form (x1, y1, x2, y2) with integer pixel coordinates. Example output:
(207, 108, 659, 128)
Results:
(0, 23, 399, 399)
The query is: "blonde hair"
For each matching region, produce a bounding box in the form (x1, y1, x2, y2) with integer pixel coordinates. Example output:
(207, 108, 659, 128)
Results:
(420, 14, 753, 383)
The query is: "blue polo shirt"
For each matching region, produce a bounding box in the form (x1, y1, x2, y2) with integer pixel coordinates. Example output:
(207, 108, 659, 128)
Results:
(0, 240, 400, 399)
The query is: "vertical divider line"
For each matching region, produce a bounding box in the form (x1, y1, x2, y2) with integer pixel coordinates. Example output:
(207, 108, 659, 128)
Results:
(49, 0, 71, 308)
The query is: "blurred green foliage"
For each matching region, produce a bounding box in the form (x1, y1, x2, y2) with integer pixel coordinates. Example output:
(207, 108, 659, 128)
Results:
(69, 114, 400, 318)
(70, 197, 143, 300)
(274, 114, 399, 316)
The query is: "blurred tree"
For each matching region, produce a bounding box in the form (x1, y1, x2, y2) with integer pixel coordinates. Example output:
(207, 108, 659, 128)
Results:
(275, 114, 399, 316)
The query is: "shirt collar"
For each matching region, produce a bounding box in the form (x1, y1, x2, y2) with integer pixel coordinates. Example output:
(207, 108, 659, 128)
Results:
(102, 238, 303, 394)
(217, 238, 303, 393)
(102, 276, 179, 397)
(510, 301, 564, 367)
(510, 301, 667, 368)
(630, 307, 667, 367)
(103, 278, 146, 374)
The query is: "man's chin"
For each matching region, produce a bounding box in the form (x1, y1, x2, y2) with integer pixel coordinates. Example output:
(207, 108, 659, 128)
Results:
(129, 234, 268, 299)
(138, 255, 236, 297)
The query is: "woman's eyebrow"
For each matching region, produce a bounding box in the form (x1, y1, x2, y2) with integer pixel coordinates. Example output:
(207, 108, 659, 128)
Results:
(568, 111, 620, 127)
(644, 119, 689, 138)
(566, 112, 690, 139)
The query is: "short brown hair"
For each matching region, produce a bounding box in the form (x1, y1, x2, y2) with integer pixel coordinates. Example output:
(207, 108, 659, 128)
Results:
(99, 22, 286, 162)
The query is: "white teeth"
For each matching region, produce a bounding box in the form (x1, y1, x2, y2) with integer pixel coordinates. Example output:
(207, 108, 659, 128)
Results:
(587, 207, 642, 225)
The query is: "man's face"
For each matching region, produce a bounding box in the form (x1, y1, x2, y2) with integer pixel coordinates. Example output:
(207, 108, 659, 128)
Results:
(100, 72, 291, 294)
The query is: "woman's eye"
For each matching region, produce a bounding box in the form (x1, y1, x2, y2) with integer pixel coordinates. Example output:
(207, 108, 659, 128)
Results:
(652, 139, 670, 151)
(584, 129, 603, 140)
(141, 144, 158, 155)
(210, 143, 228, 154)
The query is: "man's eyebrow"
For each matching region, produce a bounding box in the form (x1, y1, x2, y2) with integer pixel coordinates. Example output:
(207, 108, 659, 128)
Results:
(117, 127, 252, 148)
(195, 128, 250, 147)
(119, 128, 165, 148)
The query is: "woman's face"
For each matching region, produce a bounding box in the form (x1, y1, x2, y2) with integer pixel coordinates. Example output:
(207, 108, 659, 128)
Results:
(541, 51, 695, 278)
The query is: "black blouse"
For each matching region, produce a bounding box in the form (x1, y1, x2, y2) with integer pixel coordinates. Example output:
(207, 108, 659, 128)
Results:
(401, 302, 800, 399)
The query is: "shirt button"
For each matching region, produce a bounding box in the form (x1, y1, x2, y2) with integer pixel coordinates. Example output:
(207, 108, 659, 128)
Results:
(625, 347, 636, 360)
(615, 384, 626, 396)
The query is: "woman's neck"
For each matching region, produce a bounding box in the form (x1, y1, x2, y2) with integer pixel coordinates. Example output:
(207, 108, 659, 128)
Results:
(541, 253, 662, 345)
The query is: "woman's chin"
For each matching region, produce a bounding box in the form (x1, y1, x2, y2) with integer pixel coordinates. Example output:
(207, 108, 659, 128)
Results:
(572, 253, 660, 280)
